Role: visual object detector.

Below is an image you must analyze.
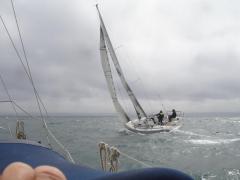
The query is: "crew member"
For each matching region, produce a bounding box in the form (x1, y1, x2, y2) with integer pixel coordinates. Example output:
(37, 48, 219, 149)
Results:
(168, 109, 177, 122)
(157, 110, 164, 125)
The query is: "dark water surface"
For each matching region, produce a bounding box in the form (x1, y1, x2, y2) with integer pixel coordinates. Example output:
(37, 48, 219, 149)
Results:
(1, 113, 240, 179)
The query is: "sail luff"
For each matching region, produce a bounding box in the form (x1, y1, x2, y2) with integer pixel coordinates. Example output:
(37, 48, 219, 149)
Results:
(96, 6, 147, 119)
(100, 28, 130, 122)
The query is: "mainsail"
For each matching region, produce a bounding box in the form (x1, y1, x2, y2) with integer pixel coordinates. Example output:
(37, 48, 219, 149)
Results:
(97, 5, 147, 119)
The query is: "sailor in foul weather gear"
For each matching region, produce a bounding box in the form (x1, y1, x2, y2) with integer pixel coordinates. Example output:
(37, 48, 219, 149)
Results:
(156, 110, 164, 125)
(168, 109, 177, 122)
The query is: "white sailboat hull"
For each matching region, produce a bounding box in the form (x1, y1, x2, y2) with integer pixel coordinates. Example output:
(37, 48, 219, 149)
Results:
(124, 118, 181, 134)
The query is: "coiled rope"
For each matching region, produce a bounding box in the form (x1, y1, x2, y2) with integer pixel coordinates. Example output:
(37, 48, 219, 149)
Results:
(99, 142, 120, 172)
(16, 120, 26, 139)
(99, 142, 151, 172)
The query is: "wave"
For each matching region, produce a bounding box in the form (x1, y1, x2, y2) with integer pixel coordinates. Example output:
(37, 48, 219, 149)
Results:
(172, 129, 212, 138)
(0, 126, 7, 130)
(213, 117, 240, 123)
(185, 138, 240, 145)
(118, 129, 134, 136)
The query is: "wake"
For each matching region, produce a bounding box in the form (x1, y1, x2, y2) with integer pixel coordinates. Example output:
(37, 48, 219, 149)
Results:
(172, 129, 212, 138)
(172, 129, 240, 145)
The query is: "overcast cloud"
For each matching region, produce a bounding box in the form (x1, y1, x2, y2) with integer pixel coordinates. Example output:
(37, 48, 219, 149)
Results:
(0, 0, 240, 114)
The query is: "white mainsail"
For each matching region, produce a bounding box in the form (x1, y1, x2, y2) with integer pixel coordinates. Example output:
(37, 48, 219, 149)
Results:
(97, 5, 147, 119)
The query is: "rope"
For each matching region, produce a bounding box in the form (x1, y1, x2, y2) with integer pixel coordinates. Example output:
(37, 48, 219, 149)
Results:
(99, 142, 107, 170)
(99, 142, 120, 172)
(99, 142, 151, 172)
(119, 150, 151, 168)
(47, 128, 75, 163)
(16, 120, 26, 139)
(7, 124, 13, 137)
(109, 147, 120, 172)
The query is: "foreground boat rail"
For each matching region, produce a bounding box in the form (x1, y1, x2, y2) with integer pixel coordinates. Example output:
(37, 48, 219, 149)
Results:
(0, 140, 193, 179)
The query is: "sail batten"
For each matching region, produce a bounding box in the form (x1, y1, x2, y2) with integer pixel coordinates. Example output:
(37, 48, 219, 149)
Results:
(97, 6, 147, 119)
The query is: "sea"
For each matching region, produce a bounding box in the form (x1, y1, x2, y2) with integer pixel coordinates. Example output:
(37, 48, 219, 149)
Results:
(1, 112, 240, 180)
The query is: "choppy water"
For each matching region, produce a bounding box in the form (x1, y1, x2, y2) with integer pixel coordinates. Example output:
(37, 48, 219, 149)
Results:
(1, 113, 240, 179)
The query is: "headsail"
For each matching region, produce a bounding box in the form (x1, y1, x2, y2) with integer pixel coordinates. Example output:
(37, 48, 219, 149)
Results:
(96, 5, 147, 119)
(100, 28, 130, 122)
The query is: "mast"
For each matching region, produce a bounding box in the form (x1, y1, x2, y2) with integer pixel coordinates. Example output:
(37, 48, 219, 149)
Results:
(100, 28, 130, 122)
(96, 5, 147, 119)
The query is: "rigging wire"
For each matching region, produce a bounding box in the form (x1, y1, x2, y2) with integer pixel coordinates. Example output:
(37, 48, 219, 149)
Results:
(0, 99, 74, 162)
(9, 0, 49, 136)
(0, 73, 22, 138)
(1, 15, 48, 137)
(1, 3, 75, 162)
(120, 48, 154, 114)
(109, 46, 141, 119)
(0, 15, 50, 143)
(0, 73, 19, 121)
(0, 100, 42, 122)
(114, 50, 137, 118)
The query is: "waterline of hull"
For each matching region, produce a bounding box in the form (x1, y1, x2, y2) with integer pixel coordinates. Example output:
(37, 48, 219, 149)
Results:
(124, 120, 181, 134)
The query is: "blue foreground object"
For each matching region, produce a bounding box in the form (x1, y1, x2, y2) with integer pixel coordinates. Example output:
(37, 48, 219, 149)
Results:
(0, 140, 193, 179)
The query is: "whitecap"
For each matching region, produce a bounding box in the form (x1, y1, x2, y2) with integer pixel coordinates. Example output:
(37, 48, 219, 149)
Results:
(185, 138, 240, 145)
(0, 126, 6, 130)
(118, 129, 134, 135)
(173, 129, 212, 138)
(186, 139, 220, 145)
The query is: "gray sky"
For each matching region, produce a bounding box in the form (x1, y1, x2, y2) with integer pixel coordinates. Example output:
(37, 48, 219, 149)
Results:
(0, 0, 240, 114)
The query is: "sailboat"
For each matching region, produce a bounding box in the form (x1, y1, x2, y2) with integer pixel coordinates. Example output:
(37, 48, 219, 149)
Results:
(96, 6, 182, 134)
(0, 2, 193, 179)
